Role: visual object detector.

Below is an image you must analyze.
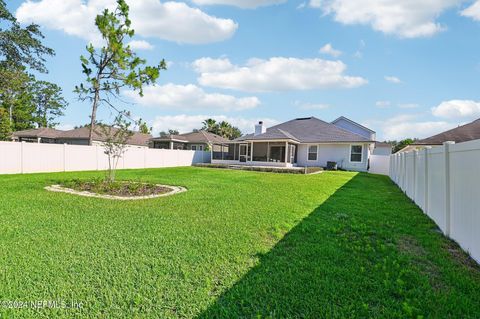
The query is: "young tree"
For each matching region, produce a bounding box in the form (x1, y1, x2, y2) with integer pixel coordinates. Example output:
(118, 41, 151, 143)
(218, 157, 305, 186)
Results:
(75, 0, 166, 145)
(0, 108, 12, 140)
(99, 111, 134, 183)
(31, 81, 68, 128)
(137, 118, 151, 134)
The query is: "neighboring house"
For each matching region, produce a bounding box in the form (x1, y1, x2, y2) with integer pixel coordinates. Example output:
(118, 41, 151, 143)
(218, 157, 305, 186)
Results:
(211, 117, 375, 172)
(372, 142, 392, 155)
(12, 126, 152, 148)
(331, 116, 376, 141)
(398, 118, 480, 153)
(12, 128, 63, 144)
(150, 130, 229, 150)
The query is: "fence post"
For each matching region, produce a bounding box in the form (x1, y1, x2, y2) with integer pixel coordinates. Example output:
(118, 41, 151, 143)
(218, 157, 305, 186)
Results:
(412, 150, 417, 202)
(443, 141, 455, 237)
(424, 147, 430, 215)
(402, 152, 407, 192)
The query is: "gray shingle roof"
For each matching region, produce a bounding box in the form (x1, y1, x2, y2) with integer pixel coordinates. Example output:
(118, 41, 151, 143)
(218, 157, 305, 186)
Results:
(414, 119, 480, 145)
(13, 128, 63, 139)
(238, 117, 372, 143)
(150, 130, 229, 144)
(58, 126, 152, 146)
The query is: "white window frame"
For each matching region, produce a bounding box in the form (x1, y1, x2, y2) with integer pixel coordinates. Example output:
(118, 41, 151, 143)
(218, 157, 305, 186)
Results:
(349, 144, 363, 163)
(307, 145, 318, 161)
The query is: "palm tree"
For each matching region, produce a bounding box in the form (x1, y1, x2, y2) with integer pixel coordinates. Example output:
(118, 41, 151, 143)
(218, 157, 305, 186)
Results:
(202, 119, 218, 133)
(218, 121, 231, 138)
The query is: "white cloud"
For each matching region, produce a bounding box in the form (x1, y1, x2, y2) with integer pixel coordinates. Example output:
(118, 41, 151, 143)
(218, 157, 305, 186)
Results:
(376, 100, 391, 108)
(16, 0, 237, 45)
(128, 40, 154, 50)
(308, 0, 460, 38)
(192, 57, 234, 73)
(192, 0, 286, 9)
(319, 43, 342, 57)
(294, 101, 330, 110)
(124, 83, 260, 111)
(194, 57, 367, 92)
(431, 100, 480, 119)
(370, 114, 455, 140)
(151, 114, 279, 135)
(461, 1, 480, 20)
(385, 76, 402, 84)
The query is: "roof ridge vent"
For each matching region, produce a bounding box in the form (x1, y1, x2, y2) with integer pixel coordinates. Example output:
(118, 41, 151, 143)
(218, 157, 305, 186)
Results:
(295, 117, 313, 120)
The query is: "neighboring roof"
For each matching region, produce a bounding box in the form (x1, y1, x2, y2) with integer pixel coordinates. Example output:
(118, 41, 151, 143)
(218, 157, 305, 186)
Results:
(58, 126, 152, 146)
(150, 130, 229, 144)
(239, 117, 373, 143)
(375, 141, 393, 148)
(414, 119, 480, 145)
(331, 116, 376, 133)
(12, 128, 63, 139)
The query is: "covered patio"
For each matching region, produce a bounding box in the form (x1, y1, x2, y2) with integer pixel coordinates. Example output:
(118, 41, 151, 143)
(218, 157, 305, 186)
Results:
(211, 141, 298, 167)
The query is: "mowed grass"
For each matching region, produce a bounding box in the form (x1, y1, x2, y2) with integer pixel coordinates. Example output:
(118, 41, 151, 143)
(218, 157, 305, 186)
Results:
(0, 167, 479, 318)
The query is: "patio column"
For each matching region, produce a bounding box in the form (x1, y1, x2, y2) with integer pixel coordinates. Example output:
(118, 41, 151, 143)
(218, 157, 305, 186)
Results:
(250, 142, 253, 162)
(169, 141, 173, 150)
(284, 141, 288, 163)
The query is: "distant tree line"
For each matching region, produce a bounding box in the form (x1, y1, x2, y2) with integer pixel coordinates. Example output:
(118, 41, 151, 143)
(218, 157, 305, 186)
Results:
(384, 138, 419, 153)
(0, 1, 67, 140)
(156, 119, 243, 141)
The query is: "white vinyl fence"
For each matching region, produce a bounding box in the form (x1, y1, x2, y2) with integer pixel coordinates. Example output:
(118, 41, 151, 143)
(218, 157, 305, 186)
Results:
(0, 141, 210, 175)
(369, 154, 390, 175)
(389, 140, 480, 264)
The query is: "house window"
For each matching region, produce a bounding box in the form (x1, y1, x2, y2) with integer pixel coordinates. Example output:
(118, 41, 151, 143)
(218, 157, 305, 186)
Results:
(350, 145, 363, 162)
(308, 145, 318, 161)
(191, 145, 197, 151)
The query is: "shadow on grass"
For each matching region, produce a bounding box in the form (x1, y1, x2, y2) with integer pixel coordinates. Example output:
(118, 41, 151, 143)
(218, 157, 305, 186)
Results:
(196, 173, 480, 318)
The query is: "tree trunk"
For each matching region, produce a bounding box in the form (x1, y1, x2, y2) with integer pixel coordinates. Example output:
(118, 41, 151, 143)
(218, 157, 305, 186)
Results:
(88, 90, 100, 146)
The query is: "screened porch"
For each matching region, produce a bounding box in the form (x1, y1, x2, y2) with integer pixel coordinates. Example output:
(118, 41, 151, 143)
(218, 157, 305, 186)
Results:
(211, 141, 298, 167)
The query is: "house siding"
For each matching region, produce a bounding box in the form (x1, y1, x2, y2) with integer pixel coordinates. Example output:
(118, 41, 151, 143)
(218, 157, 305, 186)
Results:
(297, 143, 369, 172)
(332, 118, 375, 141)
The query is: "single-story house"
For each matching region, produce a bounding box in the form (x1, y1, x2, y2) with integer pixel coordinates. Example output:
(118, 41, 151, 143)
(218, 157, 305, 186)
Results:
(211, 116, 375, 172)
(149, 130, 229, 151)
(12, 128, 62, 144)
(12, 126, 152, 148)
(398, 118, 480, 153)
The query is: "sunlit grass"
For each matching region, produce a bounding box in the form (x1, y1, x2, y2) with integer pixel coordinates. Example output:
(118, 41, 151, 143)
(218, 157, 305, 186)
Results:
(0, 167, 479, 318)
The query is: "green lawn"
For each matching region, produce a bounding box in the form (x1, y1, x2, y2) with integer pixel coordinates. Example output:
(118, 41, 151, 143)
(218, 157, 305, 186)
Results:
(0, 167, 479, 318)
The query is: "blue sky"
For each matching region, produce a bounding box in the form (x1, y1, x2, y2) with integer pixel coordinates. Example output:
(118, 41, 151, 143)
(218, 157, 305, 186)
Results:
(9, 0, 480, 140)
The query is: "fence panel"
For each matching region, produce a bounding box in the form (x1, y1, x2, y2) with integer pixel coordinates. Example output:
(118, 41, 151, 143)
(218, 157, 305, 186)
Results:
(369, 155, 390, 175)
(65, 144, 98, 172)
(405, 153, 415, 198)
(0, 142, 21, 174)
(414, 151, 426, 210)
(426, 148, 447, 232)
(23, 143, 64, 173)
(389, 140, 480, 264)
(448, 140, 480, 263)
(0, 141, 210, 175)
